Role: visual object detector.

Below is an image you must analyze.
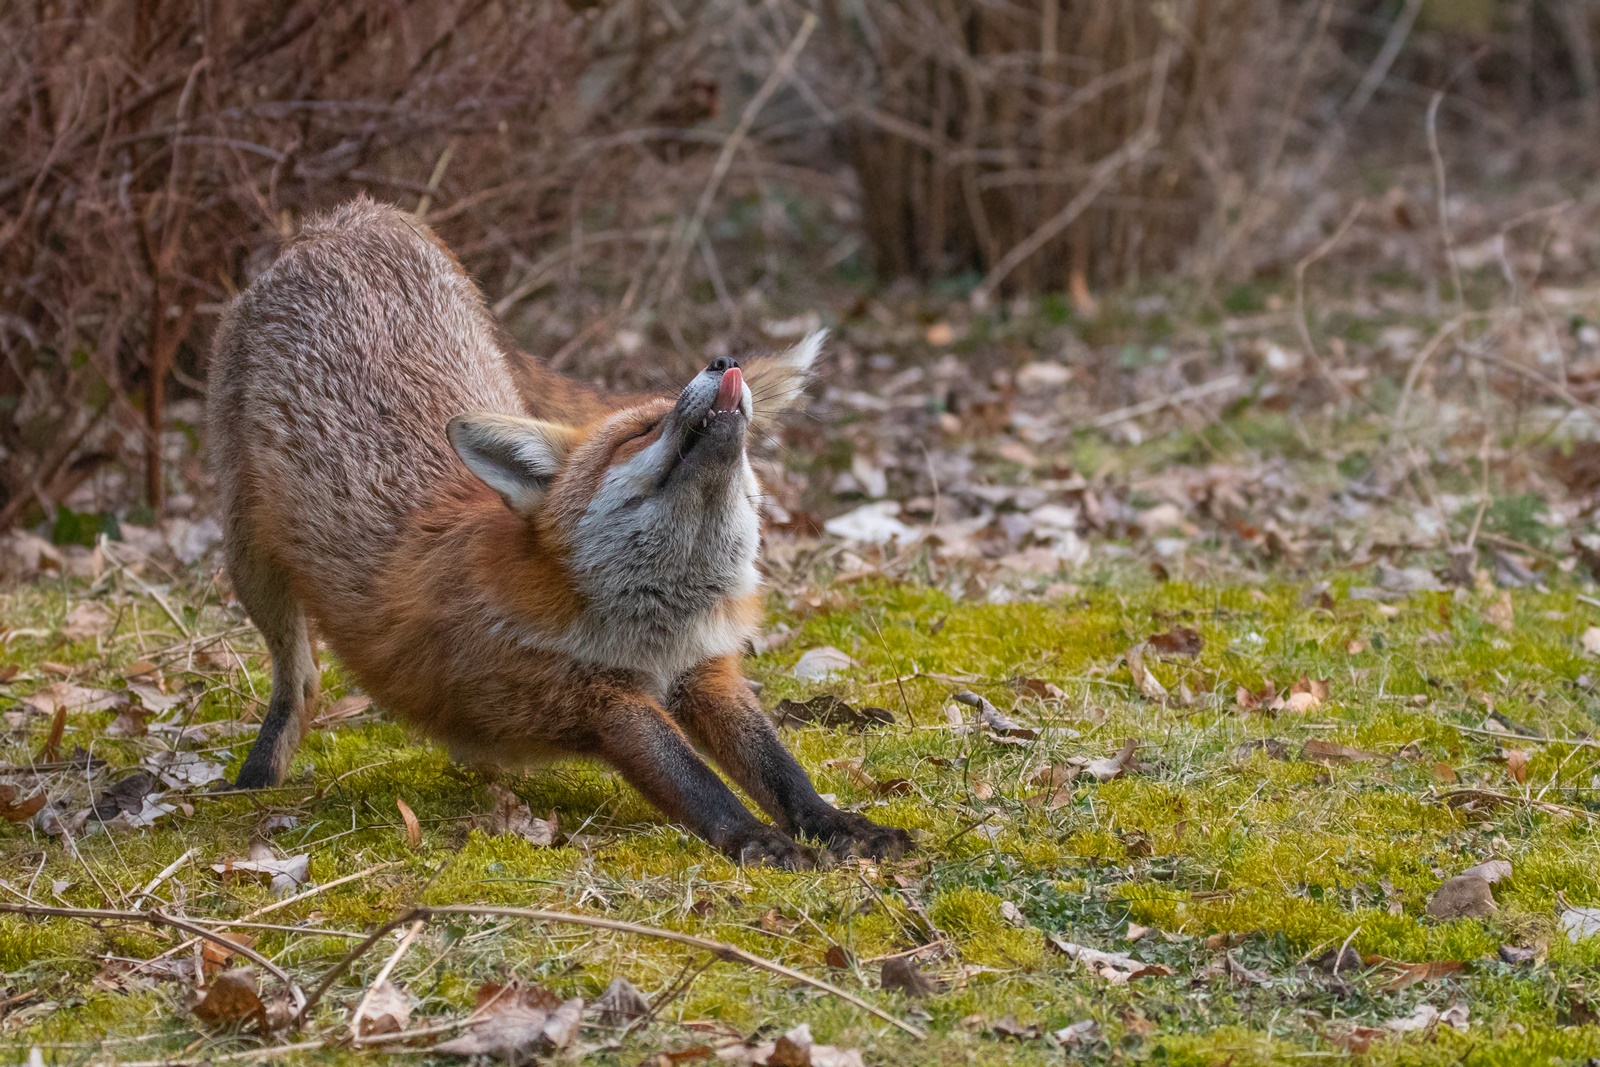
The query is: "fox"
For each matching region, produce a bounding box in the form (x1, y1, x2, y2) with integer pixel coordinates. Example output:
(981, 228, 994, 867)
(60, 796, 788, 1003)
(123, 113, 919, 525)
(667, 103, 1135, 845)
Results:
(205, 196, 910, 868)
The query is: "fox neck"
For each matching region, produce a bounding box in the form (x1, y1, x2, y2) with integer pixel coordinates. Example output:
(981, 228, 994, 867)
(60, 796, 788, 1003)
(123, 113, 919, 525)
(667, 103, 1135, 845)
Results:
(466, 467, 763, 696)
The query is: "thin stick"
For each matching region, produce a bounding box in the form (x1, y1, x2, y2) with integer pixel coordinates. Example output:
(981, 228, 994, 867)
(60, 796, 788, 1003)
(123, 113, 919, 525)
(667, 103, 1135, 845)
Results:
(301, 903, 926, 1039)
(656, 13, 818, 303)
(0, 902, 301, 1003)
(130, 847, 195, 910)
(142, 861, 401, 967)
(1451, 723, 1600, 751)
(1293, 199, 1364, 405)
(1089, 374, 1244, 429)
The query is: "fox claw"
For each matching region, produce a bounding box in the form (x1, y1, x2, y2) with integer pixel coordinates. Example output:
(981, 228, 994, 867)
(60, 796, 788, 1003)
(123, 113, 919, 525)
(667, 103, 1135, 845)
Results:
(810, 812, 913, 861)
(723, 825, 817, 870)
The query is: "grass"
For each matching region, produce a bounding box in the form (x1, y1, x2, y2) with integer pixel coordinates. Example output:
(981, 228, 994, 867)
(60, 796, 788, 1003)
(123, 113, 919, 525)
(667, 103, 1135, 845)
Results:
(3, 534, 1600, 1064)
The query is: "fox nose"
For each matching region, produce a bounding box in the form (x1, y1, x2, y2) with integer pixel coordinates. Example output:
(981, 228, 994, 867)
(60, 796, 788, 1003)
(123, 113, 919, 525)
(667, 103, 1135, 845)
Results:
(705, 356, 739, 374)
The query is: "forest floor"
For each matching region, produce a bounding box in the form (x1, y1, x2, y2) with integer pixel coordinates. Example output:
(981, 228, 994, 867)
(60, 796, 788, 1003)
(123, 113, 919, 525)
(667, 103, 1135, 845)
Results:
(7, 195, 1600, 1064)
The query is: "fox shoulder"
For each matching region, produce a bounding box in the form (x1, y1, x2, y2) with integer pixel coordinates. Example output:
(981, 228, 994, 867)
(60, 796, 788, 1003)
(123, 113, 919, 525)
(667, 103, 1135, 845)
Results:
(742, 329, 824, 432)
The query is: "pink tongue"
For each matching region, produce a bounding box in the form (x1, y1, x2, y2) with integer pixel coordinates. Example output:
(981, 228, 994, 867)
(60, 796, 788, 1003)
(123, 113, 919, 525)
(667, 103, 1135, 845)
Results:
(712, 366, 743, 413)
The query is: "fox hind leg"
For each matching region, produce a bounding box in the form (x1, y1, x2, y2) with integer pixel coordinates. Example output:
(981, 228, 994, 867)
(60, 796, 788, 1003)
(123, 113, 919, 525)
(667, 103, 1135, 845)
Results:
(227, 529, 319, 788)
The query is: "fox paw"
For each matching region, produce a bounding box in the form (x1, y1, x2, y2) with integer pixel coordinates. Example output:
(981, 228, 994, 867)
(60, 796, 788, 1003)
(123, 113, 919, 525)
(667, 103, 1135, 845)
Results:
(810, 812, 913, 861)
(721, 825, 818, 870)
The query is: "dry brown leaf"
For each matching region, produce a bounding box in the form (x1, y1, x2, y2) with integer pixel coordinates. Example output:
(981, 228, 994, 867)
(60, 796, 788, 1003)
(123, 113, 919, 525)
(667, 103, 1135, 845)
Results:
(193, 967, 267, 1028)
(61, 600, 115, 642)
(823, 944, 852, 970)
(1484, 590, 1514, 632)
(106, 705, 152, 737)
(201, 932, 257, 974)
(480, 784, 560, 847)
(316, 693, 373, 725)
(1146, 625, 1203, 658)
(432, 981, 581, 1058)
(1046, 935, 1174, 983)
(21, 681, 123, 717)
(1009, 676, 1064, 700)
(1426, 875, 1497, 919)
(1345, 637, 1367, 655)
(971, 779, 995, 800)
(1236, 683, 1276, 712)
(1506, 749, 1529, 783)
(880, 957, 939, 998)
(1376, 959, 1465, 991)
(1085, 739, 1139, 782)
(396, 797, 422, 850)
(595, 976, 650, 1027)
(0, 783, 47, 822)
(1300, 739, 1378, 765)
(1125, 645, 1168, 703)
(38, 704, 65, 762)
(213, 852, 310, 896)
(1434, 762, 1459, 783)
(353, 979, 413, 1038)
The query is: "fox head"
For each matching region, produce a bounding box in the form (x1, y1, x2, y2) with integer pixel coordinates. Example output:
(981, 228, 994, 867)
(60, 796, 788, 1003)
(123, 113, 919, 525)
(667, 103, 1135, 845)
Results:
(446, 330, 823, 633)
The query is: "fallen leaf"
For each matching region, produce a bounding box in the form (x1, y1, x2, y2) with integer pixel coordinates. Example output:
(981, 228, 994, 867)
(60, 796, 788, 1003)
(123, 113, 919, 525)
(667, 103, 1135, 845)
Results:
(201, 932, 258, 973)
(952, 690, 1037, 740)
(880, 957, 939, 998)
(146, 751, 228, 788)
(432, 982, 582, 1058)
(1281, 675, 1329, 712)
(1345, 637, 1367, 655)
(1426, 875, 1497, 919)
(1505, 749, 1529, 783)
(1434, 762, 1459, 783)
(1561, 906, 1600, 942)
(822, 502, 921, 546)
(193, 967, 266, 1028)
(1385, 1002, 1468, 1033)
(1147, 625, 1203, 658)
(125, 681, 184, 715)
(790, 646, 857, 681)
(21, 681, 123, 717)
(106, 705, 152, 737)
(1484, 590, 1514, 632)
(1377, 959, 1465, 991)
(61, 601, 115, 642)
(90, 770, 158, 820)
(1459, 859, 1512, 884)
(991, 1016, 1041, 1041)
(1125, 645, 1168, 703)
(1234, 738, 1290, 761)
(1085, 739, 1139, 782)
(396, 797, 422, 850)
(1009, 676, 1064, 700)
(823, 944, 852, 970)
(353, 979, 413, 1038)
(1498, 944, 1539, 965)
(0, 783, 47, 822)
(724, 1022, 867, 1067)
(999, 900, 1028, 928)
(213, 852, 310, 896)
(1046, 935, 1174, 983)
(1236, 683, 1276, 711)
(1584, 627, 1600, 658)
(316, 693, 373, 725)
(774, 695, 892, 730)
(1300, 739, 1378, 765)
(480, 784, 560, 847)
(595, 976, 650, 1027)
(1053, 1019, 1101, 1048)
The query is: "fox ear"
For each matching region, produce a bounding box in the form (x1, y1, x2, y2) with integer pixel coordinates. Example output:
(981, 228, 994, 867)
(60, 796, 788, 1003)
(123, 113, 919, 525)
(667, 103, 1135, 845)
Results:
(743, 327, 825, 430)
(447, 413, 575, 513)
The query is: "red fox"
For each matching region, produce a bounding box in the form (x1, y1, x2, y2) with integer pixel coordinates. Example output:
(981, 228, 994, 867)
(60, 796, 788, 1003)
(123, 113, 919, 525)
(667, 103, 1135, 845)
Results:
(206, 197, 909, 867)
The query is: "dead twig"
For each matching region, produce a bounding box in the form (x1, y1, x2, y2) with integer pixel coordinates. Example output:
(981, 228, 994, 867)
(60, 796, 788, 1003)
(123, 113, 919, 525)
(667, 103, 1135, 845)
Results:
(298, 902, 926, 1039)
(0, 901, 303, 1006)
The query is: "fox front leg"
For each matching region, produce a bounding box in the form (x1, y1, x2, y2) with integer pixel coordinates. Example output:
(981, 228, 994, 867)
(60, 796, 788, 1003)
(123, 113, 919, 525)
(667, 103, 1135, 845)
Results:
(669, 657, 913, 861)
(586, 695, 817, 870)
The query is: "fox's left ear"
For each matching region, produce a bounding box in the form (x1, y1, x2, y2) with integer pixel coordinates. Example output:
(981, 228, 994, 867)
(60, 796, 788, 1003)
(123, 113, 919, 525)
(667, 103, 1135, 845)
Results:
(447, 413, 577, 514)
(743, 328, 824, 431)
